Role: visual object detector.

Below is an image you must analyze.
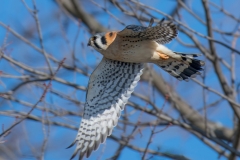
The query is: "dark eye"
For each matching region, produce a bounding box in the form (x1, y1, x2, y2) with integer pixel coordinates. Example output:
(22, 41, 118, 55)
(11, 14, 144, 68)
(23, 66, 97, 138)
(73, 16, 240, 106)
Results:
(93, 36, 97, 40)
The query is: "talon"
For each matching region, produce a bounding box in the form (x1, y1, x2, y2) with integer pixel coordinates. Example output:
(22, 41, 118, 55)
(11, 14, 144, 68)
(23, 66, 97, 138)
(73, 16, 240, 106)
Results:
(158, 52, 169, 60)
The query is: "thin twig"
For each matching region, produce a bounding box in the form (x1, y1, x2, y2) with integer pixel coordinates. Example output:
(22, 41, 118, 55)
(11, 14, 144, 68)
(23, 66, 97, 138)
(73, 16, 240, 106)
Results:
(32, 0, 53, 75)
(0, 58, 66, 137)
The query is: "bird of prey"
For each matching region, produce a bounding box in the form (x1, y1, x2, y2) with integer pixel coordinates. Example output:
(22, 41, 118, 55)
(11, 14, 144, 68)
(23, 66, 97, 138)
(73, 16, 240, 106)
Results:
(68, 18, 205, 159)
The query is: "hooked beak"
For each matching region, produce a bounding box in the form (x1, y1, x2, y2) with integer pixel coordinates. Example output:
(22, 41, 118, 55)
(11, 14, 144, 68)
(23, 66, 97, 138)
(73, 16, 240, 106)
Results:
(87, 41, 91, 46)
(88, 37, 93, 46)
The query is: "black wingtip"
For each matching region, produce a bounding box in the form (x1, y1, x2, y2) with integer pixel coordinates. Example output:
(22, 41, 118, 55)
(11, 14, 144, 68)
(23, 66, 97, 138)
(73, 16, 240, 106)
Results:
(66, 141, 77, 149)
(70, 151, 78, 160)
(79, 152, 85, 160)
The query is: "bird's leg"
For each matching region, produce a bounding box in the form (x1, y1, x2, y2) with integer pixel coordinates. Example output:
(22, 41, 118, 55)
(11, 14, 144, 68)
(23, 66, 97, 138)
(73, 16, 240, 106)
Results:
(157, 51, 169, 60)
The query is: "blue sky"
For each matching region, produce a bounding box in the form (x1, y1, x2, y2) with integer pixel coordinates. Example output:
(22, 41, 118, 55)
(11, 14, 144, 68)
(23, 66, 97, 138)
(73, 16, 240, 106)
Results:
(1, 0, 240, 160)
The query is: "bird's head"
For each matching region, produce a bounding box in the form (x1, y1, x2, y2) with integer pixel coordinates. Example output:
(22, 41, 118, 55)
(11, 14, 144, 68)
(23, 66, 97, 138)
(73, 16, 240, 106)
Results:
(88, 32, 117, 51)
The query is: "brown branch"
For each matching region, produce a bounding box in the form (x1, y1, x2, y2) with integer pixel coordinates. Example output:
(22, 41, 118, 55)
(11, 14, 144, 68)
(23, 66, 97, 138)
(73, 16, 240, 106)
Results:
(202, 0, 240, 119)
(111, 135, 190, 160)
(0, 21, 89, 77)
(141, 125, 156, 160)
(0, 52, 86, 91)
(129, 0, 240, 56)
(141, 66, 233, 141)
(229, 119, 240, 160)
(208, 1, 240, 23)
(127, 101, 240, 156)
(0, 58, 65, 137)
(56, 0, 107, 33)
(1, 94, 82, 118)
(0, 110, 78, 130)
(89, 0, 125, 26)
(229, 31, 240, 160)
(0, 109, 188, 160)
(192, 79, 240, 108)
(32, 0, 54, 75)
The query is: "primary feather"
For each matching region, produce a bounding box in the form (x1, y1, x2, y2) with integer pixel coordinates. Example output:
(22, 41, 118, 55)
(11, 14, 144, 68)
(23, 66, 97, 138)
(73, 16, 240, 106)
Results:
(69, 58, 144, 159)
(118, 19, 177, 44)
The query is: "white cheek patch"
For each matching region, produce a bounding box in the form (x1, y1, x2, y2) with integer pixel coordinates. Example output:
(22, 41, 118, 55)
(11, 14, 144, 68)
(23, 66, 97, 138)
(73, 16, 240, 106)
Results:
(96, 37, 108, 50)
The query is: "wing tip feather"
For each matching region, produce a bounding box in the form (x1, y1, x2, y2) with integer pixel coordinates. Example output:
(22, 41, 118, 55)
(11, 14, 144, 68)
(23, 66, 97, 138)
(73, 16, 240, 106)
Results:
(71, 59, 144, 159)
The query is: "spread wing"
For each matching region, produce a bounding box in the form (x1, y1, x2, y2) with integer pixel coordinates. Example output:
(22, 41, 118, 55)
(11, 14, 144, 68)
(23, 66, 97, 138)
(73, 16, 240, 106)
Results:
(118, 19, 177, 44)
(69, 58, 144, 159)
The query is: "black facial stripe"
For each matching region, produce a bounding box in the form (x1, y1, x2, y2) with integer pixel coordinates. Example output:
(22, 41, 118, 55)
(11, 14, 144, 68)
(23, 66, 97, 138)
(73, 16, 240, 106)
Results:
(101, 36, 107, 45)
(93, 41, 101, 49)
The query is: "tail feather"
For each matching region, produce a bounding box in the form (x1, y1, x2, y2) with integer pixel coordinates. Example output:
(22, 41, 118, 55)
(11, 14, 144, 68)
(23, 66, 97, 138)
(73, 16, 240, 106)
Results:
(157, 52, 204, 81)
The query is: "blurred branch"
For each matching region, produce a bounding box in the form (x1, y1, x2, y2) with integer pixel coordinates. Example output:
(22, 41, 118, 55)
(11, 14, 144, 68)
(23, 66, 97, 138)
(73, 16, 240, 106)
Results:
(0, 110, 78, 130)
(192, 79, 240, 108)
(89, 0, 125, 26)
(208, 1, 240, 23)
(0, 52, 86, 92)
(32, 0, 54, 75)
(141, 66, 233, 141)
(110, 135, 190, 160)
(129, 0, 240, 56)
(0, 110, 189, 159)
(202, 0, 240, 120)
(0, 58, 65, 138)
(56, 0, 107, 33)
(0, 21, 89, 77)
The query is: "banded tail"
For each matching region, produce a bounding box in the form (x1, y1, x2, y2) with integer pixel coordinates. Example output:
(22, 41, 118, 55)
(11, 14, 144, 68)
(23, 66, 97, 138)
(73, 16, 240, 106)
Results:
(156, 52, 205, 81)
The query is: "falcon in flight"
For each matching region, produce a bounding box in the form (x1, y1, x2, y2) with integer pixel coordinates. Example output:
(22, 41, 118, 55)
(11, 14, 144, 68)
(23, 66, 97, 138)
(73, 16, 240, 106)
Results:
(69, 18, 204, 159)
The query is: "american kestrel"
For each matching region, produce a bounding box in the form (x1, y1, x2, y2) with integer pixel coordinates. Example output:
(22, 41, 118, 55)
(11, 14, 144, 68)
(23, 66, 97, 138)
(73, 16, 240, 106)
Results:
(68, 18, 204, 159)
